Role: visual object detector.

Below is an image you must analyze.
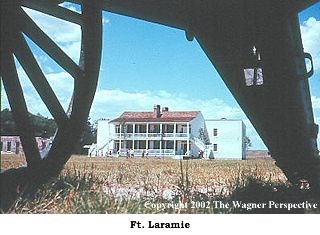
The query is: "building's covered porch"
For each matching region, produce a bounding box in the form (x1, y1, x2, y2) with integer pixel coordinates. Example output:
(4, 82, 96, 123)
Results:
(114, 140, 192, 157)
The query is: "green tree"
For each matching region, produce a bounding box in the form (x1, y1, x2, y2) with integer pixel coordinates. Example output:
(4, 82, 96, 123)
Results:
(73, 118, 97, 154)
(198, 127, 210, 144)
(1, 109, 96, 154)
(243, 136, 252, 150)
(1, 108, 56, 137)
(1, 108, 17, 135)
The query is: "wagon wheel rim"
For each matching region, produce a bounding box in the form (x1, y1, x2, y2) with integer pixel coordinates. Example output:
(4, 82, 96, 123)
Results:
(1, 0, 102, 178)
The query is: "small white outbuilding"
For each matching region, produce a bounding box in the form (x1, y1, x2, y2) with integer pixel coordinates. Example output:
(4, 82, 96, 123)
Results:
(205, 119, 246, 160)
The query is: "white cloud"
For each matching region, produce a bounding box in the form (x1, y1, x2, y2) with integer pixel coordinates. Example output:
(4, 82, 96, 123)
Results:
(301, 17, 320, 71)
(103, 17, 110, 25)
(46, 72, 74, 104)
(59, 2, 81, 14)
(23, 7, 81, 63)
(90, 89, 244, 120)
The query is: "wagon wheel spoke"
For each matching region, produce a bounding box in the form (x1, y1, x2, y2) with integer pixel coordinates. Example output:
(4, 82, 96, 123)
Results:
(13, 32, 69, 127)
(44, 2, 102, 167)
(1, 50, 41, 167)
(17, 8, 84, 79)
(21, 0, 83, 26)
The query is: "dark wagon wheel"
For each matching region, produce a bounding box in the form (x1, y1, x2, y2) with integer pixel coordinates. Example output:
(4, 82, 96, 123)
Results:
(0, 0, 102, 210)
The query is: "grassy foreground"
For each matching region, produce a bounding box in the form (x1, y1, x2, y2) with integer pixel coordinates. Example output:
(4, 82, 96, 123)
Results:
(1, 155, 319, 214)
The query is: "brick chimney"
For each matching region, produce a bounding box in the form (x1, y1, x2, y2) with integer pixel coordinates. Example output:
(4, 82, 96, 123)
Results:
(154, 104, 161, 118)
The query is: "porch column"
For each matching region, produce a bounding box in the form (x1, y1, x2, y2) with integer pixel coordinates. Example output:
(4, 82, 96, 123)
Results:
(160, 123, 162, 156)
(146, 123, 149, 150)
(133, 123, 135, 150)
(173, 123, 176, 155)
(187, 122, 190, 155)
(119, 123, 122, 151)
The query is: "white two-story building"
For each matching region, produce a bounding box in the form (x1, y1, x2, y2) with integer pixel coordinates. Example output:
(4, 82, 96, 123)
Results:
(89, 106, 246, 160)
(92, 105, 210, 158)
(205, 119, 246, 159)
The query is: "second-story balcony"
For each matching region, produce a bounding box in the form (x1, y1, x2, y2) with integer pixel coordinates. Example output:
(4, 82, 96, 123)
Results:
(113, 132, 188, 139)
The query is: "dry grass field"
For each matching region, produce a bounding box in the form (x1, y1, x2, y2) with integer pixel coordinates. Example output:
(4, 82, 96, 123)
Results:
(1, 154, 318, 214)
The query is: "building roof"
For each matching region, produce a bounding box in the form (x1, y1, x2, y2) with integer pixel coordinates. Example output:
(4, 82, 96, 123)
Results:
(110, 110, 200, 123)
(205, 118, 243, 122)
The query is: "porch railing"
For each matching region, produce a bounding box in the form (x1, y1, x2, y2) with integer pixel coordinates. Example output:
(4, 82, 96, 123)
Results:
(117, 148, 175, 156)
(112, 133, 188, 139)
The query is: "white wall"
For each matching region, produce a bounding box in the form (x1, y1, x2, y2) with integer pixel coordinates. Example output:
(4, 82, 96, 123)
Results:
(206, 119, 246, 159)
(96, 119, 114, 156)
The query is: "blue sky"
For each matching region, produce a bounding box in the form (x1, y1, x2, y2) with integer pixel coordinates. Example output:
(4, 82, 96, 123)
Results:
(1, 2, 320, 150)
